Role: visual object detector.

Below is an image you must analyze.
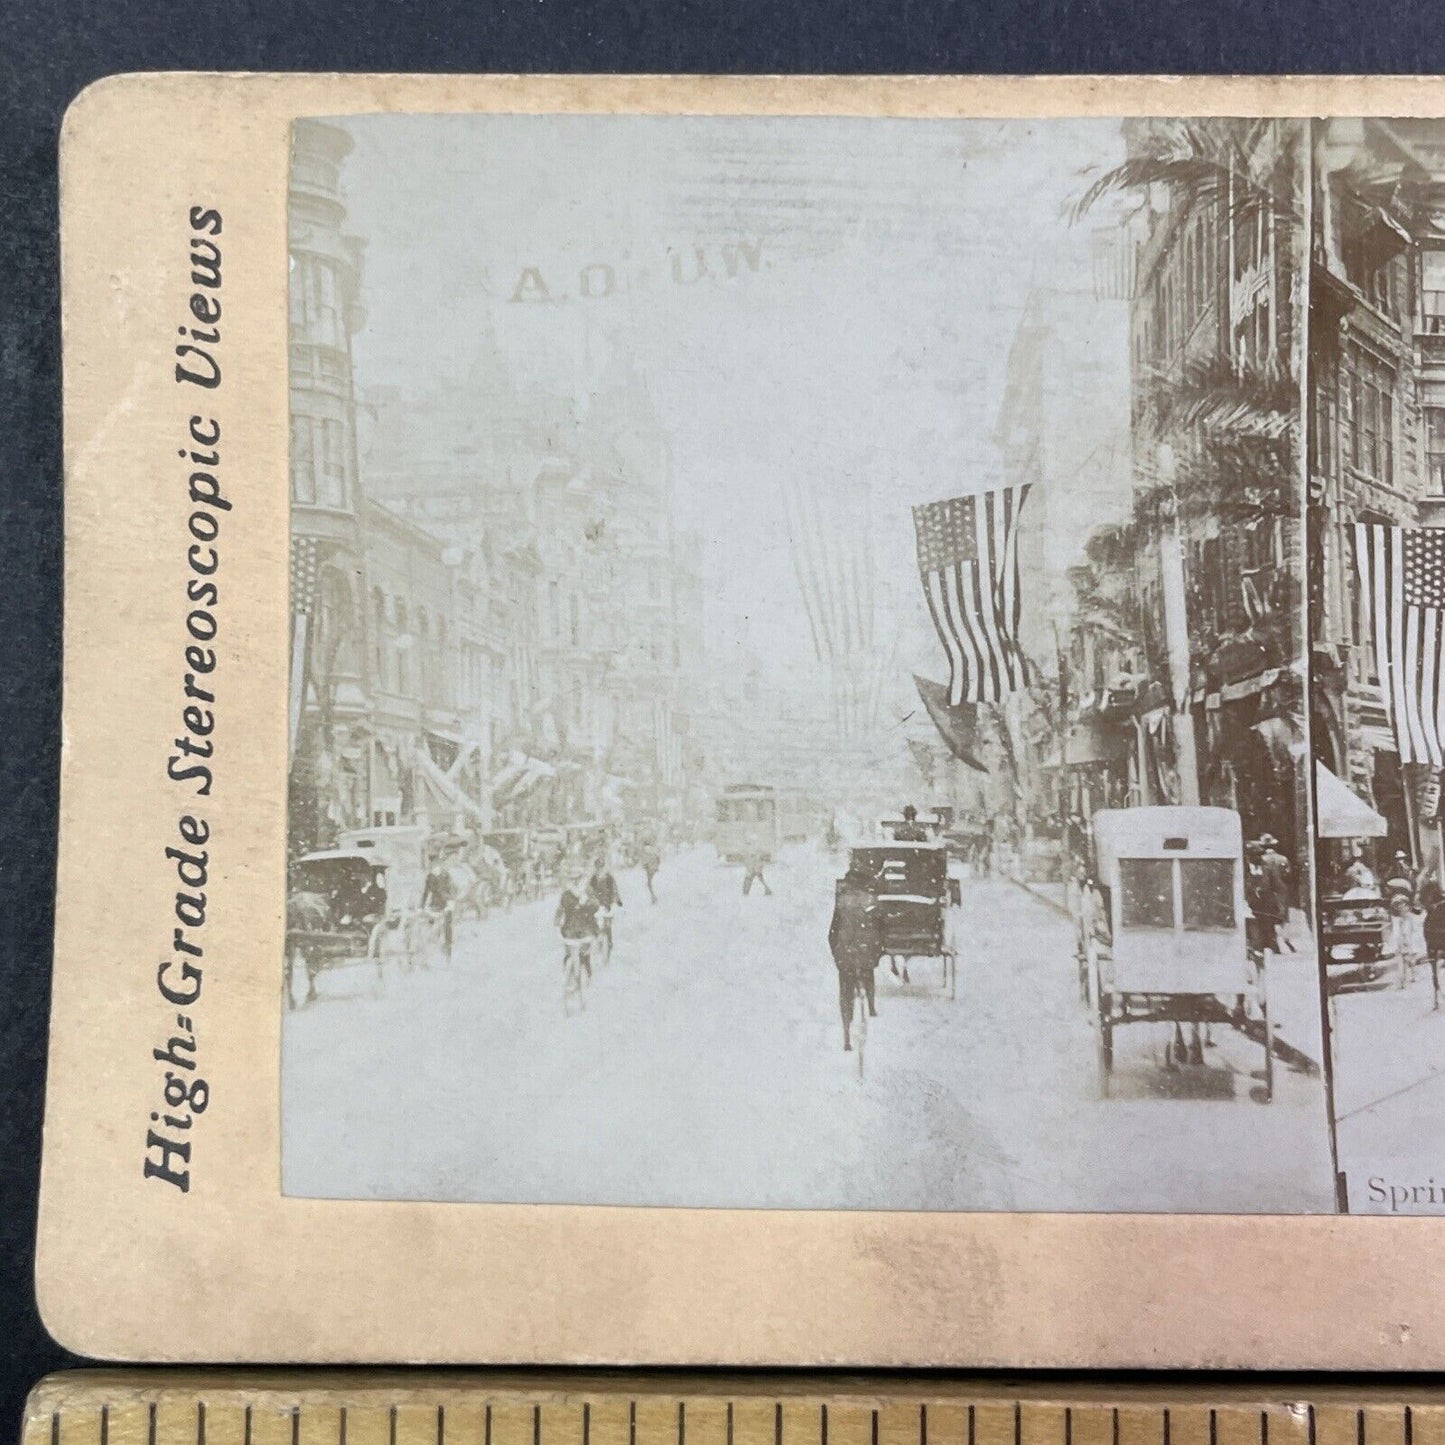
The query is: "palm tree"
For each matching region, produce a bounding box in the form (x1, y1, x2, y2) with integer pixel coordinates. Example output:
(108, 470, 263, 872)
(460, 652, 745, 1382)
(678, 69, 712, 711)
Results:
(1070, 118, 1303, 621)
(1069, 117, 1300, 235)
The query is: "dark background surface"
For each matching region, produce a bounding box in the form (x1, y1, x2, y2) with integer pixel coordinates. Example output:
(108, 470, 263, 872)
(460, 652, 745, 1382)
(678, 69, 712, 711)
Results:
(4, 0, 1445, 1438)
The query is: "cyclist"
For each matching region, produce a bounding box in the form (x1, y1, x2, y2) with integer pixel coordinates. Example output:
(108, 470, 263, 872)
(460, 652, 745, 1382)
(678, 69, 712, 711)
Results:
(587, 856, 623, 957)
(555, 865, 600, 980)
(421, 852, 457, 957)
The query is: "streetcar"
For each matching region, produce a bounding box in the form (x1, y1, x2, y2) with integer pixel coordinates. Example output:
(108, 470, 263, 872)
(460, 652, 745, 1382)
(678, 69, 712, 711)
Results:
(1083, 806, 1275, 1101)
(714, 783, 780, 863)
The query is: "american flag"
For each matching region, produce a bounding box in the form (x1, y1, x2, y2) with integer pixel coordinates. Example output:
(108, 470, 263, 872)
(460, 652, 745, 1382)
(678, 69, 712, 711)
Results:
(1354, 522, 1445, 766)
(291, 536, 321, 618)
(913, 485, 1031, 705)
(289, 536, 322, 757)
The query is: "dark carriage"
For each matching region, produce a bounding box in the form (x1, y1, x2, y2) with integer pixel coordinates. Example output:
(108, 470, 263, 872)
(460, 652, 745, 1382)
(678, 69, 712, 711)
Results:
(844, 842, 958, 998)
(285, 850, 393, 1008)
(1320, 894, 1404, 994)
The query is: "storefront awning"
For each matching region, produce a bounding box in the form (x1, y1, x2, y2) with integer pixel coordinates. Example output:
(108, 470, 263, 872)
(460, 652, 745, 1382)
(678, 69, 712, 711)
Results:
(414, 747, 487, 822)
(1316, 761, 1387, 839)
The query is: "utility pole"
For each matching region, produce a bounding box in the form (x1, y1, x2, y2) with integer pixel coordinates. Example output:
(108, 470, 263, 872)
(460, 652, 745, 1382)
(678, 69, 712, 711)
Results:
(1156, 443, 1201, 805)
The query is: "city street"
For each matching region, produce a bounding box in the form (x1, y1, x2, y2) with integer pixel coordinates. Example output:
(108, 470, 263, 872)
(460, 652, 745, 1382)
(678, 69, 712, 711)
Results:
(1331, 970, 1445, 1209)
(283, 843, 1336, 1212)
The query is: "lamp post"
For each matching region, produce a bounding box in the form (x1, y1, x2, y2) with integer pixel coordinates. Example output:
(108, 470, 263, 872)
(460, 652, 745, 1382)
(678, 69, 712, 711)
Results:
(1156, 443, 1202, 805)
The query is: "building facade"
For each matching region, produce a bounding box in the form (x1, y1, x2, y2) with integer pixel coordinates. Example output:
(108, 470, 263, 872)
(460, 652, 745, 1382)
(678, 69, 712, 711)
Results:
(1310, 117, 1445, 875)
(1032, 120, 1309, 885)
(287, 120, 708, 855)
(996, 259, 1135, 831)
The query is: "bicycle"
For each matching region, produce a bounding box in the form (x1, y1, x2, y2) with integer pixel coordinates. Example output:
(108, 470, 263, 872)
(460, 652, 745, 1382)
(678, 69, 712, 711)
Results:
(562, 937, 590, 1015)
(418, 903, 454, 967)
(594, 907, 614, 968)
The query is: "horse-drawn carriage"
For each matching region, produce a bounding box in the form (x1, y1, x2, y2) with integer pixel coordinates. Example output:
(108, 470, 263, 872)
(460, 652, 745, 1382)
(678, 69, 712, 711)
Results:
(1082, 806, 1275, 1101)
(284, 826, 452, 1008)
(845, 842, 958, 999)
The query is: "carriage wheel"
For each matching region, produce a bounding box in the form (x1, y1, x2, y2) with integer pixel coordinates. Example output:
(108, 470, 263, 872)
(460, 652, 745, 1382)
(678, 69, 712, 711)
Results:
(1097, 992, 1114, 1099)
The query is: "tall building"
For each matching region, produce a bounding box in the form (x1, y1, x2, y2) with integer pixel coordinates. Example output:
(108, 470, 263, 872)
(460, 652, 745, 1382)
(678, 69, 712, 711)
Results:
(287, 119, 372, 852)
(288, 122, 518, 850)
(357, 358, 709, 833)
(996, 251, 1134, 824)
(1310, 118, 1445, 869)
(1124, 118, 1307, 872)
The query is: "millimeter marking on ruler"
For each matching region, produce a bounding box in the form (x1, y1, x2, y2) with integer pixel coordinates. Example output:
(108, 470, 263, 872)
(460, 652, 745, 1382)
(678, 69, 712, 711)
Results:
(26, 1378, 1445, 1445)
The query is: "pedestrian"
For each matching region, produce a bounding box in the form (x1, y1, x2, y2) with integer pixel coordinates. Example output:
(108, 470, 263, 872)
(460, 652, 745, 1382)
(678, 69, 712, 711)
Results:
(1063, 812, 1088, 872)
(1386, 850, 1417, 895)
(1066, 860, 1093, 969)
(641, 841, 661, 903)
(828, 862, 882, 1051)
(742, 849, 773, 897)
(1257, 834, 1292, 930)
(1245, 840, 1287, 959)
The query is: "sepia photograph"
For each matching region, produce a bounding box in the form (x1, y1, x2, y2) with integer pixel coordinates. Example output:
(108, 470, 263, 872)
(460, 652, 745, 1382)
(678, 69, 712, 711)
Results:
(1307, 117, 1445, 1212)
(280, 111, 1334, 1212)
